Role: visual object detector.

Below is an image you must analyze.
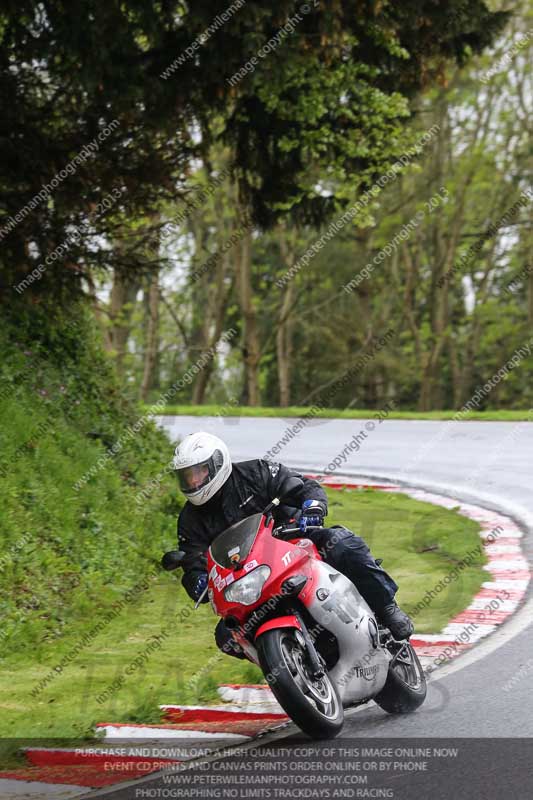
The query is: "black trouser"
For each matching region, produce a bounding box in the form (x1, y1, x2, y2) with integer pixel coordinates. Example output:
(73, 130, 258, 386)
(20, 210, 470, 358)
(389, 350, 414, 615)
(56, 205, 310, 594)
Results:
(306, 525, 398, 610)
(214, 525, 398, 659)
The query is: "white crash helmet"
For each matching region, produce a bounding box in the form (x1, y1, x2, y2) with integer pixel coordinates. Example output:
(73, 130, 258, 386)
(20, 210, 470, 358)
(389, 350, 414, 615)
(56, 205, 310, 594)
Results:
(172, 431, 232, 506)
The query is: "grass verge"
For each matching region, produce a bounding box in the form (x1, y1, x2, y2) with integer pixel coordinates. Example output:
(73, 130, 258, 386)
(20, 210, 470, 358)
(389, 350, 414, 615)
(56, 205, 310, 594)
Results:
(145, 404, 533, 422)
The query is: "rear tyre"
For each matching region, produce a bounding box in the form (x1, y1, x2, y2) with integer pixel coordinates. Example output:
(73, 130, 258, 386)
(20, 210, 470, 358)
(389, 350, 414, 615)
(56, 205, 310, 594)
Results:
(257, 628, 344, 739)
(374, 640, 427, 714)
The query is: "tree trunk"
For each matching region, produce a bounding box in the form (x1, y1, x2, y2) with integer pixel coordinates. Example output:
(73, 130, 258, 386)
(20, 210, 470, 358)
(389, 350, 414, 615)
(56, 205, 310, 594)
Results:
(277, 229, 296, 406)
(140, 270, 160, 402)
(191, 262, 234, 405)
(235, 223, 260, 406)
(190, 242, 236, 404)
(108, 269, 140, 377)
(528, 262, 533, 326)
(276, 281, 294, 406)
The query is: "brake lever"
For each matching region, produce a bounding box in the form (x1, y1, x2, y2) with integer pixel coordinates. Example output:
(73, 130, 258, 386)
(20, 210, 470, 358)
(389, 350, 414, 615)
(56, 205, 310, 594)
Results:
(273, 526, 307, 540)
(194, 586, 209, 609)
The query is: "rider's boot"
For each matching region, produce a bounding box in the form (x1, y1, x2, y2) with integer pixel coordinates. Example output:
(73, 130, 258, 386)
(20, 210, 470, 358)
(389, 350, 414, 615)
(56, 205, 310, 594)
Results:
(375, 600, 414, 640)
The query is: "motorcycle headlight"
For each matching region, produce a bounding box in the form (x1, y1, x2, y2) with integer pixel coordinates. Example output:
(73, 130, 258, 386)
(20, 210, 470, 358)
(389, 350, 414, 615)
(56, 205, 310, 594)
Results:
(224, 565, 271, 606)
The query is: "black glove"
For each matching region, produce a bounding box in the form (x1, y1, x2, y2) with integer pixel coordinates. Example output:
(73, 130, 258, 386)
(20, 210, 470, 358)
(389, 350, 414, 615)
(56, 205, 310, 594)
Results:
(299, 499, 327, 532)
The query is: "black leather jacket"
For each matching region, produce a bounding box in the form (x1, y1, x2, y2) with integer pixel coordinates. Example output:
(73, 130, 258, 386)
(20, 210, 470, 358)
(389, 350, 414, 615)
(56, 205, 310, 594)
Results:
(177, 459, 328, 600)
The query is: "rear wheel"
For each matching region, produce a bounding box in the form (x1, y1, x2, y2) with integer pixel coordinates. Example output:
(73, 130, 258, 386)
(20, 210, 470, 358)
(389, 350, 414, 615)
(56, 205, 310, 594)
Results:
(257, 628, 344, 739)
(374, 640, 427, 714)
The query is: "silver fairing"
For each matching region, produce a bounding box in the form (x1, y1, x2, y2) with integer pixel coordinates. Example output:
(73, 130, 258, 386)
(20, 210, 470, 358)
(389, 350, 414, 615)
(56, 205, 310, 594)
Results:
(307, 561, 390, 706)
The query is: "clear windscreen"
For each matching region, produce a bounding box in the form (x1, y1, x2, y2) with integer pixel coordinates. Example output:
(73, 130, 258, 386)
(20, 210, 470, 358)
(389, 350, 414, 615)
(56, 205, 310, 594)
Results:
(210, 513, 263, 568)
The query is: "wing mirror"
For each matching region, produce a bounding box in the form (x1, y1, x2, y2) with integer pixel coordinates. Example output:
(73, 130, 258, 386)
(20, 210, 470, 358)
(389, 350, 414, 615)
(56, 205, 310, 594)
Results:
(161, 550, 186, 571)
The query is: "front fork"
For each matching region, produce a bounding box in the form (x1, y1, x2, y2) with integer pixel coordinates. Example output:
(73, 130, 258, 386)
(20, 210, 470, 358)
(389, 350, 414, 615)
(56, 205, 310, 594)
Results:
(292, 609, 325, 679)
(251, 606, 326, 679)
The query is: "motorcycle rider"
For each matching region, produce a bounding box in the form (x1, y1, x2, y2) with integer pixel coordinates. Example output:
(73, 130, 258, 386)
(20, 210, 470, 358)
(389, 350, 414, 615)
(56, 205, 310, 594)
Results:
(173, 431, 414, 659)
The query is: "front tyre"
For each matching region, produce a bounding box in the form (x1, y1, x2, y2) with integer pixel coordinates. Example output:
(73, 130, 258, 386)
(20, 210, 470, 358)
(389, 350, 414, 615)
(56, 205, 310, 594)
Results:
(257, 628, 344, 739)
(374, 640, 427, 714)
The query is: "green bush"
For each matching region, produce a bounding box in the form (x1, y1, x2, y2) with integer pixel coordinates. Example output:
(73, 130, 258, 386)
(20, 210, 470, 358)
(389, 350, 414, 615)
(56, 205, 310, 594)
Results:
(0, 304, 182, 656)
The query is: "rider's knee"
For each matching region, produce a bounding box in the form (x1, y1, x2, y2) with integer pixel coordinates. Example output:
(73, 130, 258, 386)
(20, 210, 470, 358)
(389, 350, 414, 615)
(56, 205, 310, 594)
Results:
(320, 526, 371, 562)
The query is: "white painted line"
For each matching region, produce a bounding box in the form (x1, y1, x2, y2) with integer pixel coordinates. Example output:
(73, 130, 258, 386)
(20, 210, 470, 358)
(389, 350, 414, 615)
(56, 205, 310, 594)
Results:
(159, 704, 266, 714)
(483, 559, 529, 571)
(410, 634, 457, 643)
(441, 622, 497, 639)
(481, 529, 524, 539)
(467, 598, 518, 612)
(484, 544, 522, 554)
(98, 725, 249, 740)
(481, 579, 529, 590)
(216, 686, 284, 712)
(160, 703, 287, 719)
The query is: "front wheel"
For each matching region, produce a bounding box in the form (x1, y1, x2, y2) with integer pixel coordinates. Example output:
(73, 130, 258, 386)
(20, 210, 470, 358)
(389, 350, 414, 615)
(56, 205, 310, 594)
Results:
(256, 628, 344, 739)
(374, 640, 427, 714)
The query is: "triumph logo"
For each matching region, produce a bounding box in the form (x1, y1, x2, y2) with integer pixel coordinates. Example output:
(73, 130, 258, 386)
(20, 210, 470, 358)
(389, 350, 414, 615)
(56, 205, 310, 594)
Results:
(354, 664, 379, 681)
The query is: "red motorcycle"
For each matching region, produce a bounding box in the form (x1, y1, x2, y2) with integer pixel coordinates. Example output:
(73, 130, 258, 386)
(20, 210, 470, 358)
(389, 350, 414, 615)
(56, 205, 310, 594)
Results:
(163, 477, 426, 739)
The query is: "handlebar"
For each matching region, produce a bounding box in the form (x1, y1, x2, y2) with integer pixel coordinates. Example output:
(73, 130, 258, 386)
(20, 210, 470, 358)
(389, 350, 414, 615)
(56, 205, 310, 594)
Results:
(273, 525, 323, 539)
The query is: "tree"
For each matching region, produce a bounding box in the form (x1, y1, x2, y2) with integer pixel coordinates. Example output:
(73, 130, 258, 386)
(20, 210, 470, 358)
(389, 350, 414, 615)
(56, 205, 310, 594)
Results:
(1, 0, 507, 312)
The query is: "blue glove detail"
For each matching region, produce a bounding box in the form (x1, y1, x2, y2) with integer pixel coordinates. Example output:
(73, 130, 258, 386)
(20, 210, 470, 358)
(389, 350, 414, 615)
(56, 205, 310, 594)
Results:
(302, 499, 324, 511)
(299, 499, 326, 532)
(299, 515, 322, 532)
(192, 573, 208, 600)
